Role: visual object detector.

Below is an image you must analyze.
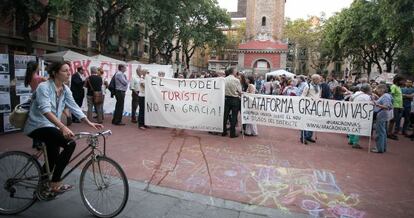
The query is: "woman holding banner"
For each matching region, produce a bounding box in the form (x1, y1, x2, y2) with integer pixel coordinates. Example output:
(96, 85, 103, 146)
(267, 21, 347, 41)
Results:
(348, 84, 372, 149)
(244, 76, 258, 136)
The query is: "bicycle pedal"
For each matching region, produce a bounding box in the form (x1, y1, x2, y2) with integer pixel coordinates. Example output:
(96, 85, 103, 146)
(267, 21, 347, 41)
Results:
(36, 190, 58, 201)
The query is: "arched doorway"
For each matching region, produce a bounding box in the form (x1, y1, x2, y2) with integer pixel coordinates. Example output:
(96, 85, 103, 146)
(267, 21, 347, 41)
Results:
(252, 59, 271, 74)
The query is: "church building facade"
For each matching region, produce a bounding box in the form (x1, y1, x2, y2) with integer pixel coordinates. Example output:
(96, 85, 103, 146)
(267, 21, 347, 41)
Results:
(238, 0, 288, 74)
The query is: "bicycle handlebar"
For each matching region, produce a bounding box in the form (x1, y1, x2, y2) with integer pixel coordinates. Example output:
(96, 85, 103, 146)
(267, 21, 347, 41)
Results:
(73, 130, 112, 140)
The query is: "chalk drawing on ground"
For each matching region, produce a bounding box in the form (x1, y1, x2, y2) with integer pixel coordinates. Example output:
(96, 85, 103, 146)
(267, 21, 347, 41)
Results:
(142, 141, 365, 217)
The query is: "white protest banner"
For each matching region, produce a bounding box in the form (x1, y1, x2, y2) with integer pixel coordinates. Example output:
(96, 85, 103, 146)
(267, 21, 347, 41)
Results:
(241, 93, 374, 136)
(145, 76, 225, 132)
(67, 60, 173, 80)
(66, 59, 172, 115)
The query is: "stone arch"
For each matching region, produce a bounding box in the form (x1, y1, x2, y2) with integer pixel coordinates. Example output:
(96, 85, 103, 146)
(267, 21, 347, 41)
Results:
(251, 58, 272, 69)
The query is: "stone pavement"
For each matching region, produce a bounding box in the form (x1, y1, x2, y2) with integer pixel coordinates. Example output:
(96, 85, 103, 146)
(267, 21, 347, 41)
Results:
(3, 168, 305, 218)
(1, 114, 414, 218)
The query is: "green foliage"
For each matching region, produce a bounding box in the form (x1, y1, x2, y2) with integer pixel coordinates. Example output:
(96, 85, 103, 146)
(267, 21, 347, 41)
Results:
(284, 17, 328, 73)
(396, 47, 414, 76)
(134, 0, 230, 65)
(0, 0, 55, 53)
(179, 0, 231, 68)
(321, 0, 414, 76)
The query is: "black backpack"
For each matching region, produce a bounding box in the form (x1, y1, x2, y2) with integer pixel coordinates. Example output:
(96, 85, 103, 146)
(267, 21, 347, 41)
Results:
(108, 72, 117, 98)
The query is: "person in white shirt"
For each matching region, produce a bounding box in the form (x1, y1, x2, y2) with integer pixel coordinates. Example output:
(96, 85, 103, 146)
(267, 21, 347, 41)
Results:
(300, 74, 321, 144)
(130, 66, 141, 123)
(138, 69, 149, 129)
(327, 74, 339, 91)
(222, 68, 242, 138)
(348, 84, 372, 148)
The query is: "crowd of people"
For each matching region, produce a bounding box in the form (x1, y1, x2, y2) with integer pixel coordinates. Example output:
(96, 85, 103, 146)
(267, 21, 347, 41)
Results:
(25, 62, 414, 157)
(17, 59, 414, 196)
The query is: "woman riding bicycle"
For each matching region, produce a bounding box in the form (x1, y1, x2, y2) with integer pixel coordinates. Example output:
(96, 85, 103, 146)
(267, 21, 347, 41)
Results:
(24, 61, 103, 193)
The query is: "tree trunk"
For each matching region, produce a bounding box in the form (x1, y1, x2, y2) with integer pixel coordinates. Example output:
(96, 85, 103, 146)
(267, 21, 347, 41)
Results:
(23, 32, 33, 54)
(365, 62, 372, 79)
(385, 60, 393, 73)
(149, 39, 157, 63)
(375, 61, 383, 74)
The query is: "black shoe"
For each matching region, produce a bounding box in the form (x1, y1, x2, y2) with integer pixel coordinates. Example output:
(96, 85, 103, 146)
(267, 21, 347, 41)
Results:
(72, 119, 81, 123)
(221, 132, 228, 137)
(307, 138, 316, 143)
(300, 139, 308, 144)
(352, 144, 363, 149)
(387, 134, 398, 140)
(230, 134, 238, 138)
(113, 122, 126, 126)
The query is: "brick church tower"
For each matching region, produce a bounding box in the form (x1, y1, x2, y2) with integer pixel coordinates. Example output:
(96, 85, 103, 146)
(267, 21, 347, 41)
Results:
(238, 0, 288, 73)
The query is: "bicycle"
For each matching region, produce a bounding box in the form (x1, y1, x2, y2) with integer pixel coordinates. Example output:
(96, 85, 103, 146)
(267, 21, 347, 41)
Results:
(0, 130, 129, 218)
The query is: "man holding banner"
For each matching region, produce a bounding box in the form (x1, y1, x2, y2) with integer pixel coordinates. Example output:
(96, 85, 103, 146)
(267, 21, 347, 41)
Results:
(300, 74, 321, 144)
(222, 68, 242, 138)
(130, 66, 141, 123)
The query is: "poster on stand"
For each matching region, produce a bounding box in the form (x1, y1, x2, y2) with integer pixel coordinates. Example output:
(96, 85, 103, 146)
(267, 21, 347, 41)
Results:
(3, 113, 19, 132)
(0, 54, 9, 74)
(20, 95, 31, 104)
(0, 74, 10, 93)
(0, 92, 11, 113)
(14, 55, 36, 95)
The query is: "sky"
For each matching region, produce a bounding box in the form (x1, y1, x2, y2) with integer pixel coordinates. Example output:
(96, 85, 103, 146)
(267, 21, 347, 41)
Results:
(217, 0, 354, 20)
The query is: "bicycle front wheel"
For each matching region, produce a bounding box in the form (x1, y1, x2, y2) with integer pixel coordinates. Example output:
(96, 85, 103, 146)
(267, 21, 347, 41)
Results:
(80, 156, 129, 218)
(0, 151, 41, 215)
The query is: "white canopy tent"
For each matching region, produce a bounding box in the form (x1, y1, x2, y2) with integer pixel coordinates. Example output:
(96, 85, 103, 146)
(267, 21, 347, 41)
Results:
(127, 60, 142, 64)
(91, 54, 126, 64)
(41, 50, 90, 62)
(265, 69, 296, 79)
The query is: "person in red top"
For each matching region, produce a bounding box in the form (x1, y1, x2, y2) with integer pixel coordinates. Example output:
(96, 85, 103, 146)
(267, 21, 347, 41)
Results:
(24, 61, 47, 92)
(24, 61, 47, 148)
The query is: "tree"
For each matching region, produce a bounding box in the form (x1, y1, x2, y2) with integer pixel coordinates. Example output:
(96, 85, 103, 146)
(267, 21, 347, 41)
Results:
(93, 0, 131, 52)
(321, 0, 414, 77)
(0, 0, 54, 54)
(179, 0, 230, 70)
(135, 0, 230, 66)
(134, 0, 183, 64)
(396, 47, 414, 76)
(284, 16, 328, 74)
(377, 0, 414, 72)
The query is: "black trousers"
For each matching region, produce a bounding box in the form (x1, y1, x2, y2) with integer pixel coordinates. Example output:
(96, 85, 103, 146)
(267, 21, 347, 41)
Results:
(29, 127, 76, 182)
(131, 91, 139, 119)
(138, 96, 145, 127)
(222, 96, 240, 136)
(112, 90, 126, 124)
(72, 93, 84, 120)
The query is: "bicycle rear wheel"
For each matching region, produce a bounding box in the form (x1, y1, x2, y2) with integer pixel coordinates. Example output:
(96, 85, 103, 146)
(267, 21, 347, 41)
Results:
(80, 156, 129, 218)
(0, 151, 41, 215)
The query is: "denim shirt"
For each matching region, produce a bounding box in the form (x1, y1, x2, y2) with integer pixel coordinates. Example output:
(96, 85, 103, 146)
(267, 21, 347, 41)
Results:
(375, 93, 393, 122)
(297, 81, 308, 96)
(24, 80, 86, 135)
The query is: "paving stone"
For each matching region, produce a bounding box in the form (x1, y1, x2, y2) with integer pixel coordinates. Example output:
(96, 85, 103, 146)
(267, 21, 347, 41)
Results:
(201, 205, 240, 218)
(126, 193, 180, 218)
(239, 212, 268, 218)
(165, 210, 199, 218)
(168, 199, 208, 217)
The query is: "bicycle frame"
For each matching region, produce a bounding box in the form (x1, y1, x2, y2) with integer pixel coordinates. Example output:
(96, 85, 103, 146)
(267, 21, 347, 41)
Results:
(34, 131, 110, 182)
